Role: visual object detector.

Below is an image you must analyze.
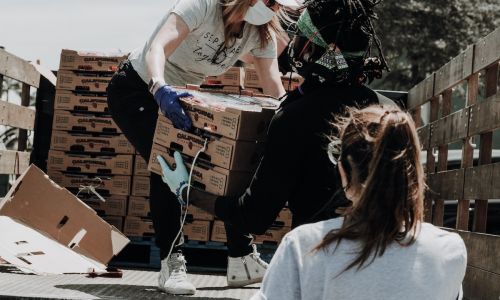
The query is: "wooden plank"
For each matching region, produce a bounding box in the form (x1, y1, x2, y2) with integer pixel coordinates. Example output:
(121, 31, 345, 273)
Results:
(17, 83, 31, 153)
(407, 73, 435, 110)
(429, 108, 469, 147)
(417, 125, 430, 151)
(455, 230, 500, 273)
(463, 164, 493, 199)
(468, 94, 500, 135)
(434, 46, 474, 96)
(0, 48, 40, 88)
(473, 27, 500, 73)
(0, 150, 30, 175)
(0, 100, 35, 130)
(491, 163, 500, 198)
(432, 169, 465, 200)
(463, 266, 500, 300)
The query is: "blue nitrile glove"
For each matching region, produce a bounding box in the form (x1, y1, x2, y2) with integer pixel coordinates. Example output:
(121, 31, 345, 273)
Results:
(154, 84, 193, 131)
(157, 151, 189, 206)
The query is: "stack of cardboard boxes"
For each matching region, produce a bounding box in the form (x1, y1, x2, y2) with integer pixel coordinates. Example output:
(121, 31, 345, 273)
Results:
(48, 49, 147, 234)
(201, 67, 244, 94)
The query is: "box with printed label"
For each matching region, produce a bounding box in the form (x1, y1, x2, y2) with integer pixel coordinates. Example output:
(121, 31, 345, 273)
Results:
(82, 195, 128, 217)
(149, 144, 253, 196)
(183, 220, 210, 242)
(51, 131, 134, 154)
(127, 196, 150, 217)
(211, 220, 227, 243)
(59, 49, 126, 72)
(134, 155, 149, 176)
(253, 226, 290, 245)
(123, 217, 154, 237)
(185, 205, 214, 221)
(54, 89, 109, 113)
(175, 86, 279, 141)
(154, 116, 264, 171)
(53, 110, 121, 134)
(202, 67, 244, 87)
(131, 176, 150, 197)
(57, 70, 112, 93)
(47, 150, 133, 175)
(47, 170, 131, 196)
(244, 68, 262, 89)
(102, 216, 124, 232)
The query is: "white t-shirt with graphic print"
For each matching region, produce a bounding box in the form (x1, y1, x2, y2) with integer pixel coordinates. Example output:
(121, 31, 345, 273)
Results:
(129, 0, 277, 86)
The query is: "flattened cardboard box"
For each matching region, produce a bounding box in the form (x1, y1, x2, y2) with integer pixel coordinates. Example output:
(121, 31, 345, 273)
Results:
(102, 216, 124, 232)
(0, 165, 129, 274)
(48, 170, 131, 196)
(149, 144, 253, 196)
(57, 70, 112, 93)
(83, 195, 128, 217)
(48, 150, 133, 175)
(177, 86, 279, 141)
(59, 49, 126, 72)
(123, 217, 154, 237)
(132, 176, 150, 197)
(53, 110, 121, 134)
(184, 220, 210, 242)
(154, 116, 264, 171)
(211, 220, 227, 243)
(128, 196, 150, 217)
(134, 155, 149, 176)
(51, 131, 134, 154)
(54, 89, 109, 113)
(202, 67, 244, 87)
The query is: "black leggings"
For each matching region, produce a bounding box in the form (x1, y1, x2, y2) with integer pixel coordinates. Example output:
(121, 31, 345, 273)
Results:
(106, 60, 252, 258)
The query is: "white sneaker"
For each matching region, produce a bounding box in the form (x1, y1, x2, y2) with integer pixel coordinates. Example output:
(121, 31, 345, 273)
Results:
(158, 252, 196, 295)
(227, 244, 268, 287)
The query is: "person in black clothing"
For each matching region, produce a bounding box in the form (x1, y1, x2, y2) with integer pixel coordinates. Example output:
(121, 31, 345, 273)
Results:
(158, 0, 393, 287)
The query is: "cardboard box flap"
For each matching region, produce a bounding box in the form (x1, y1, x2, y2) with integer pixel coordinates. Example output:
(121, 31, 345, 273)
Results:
(0, 165, 129, 266)
(0, 216, 106, 275)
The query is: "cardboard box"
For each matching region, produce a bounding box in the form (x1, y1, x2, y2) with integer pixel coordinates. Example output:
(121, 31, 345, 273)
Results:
(211, 220, 227, 243)
(202, 67, 244, 87)
(154, 116, 264, 171)
(56, 70, 112, 93)
(48, 150, 133, 175)
(149, 144, 253, 196)
(275, 207, 293, 227)
(185, 205, 214, 221)
(176, 87, 279, 141)
(83, 195, 128, 217)
(51, 131, 135, 154)
(132, 176, 150, 197)
(184, 220, 210, 242)
(127, 196, 150, 217)
(281, 72, 303, 92)
(47, 170, 131, 196)
(53, 110, 121, 134)
(59, 49, 126, 72)
(253, 226, 290, 245)
(134, 155, 149, 176)
(199, 85, 241, 95)
(123, 217, 154, 237)
(102, 216, 124, 232)
(0, 165, 129, 274)
(244, 68, 262, 88)
(54, 89, 109, 113)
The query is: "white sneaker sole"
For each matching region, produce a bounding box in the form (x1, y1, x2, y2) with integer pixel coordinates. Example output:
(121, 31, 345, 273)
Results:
(160, 286, 196, 295)
(227, 276, 263, 287)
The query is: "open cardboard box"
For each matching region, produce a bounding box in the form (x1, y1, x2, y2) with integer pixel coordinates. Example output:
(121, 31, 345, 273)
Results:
(0, 165, 129, 274)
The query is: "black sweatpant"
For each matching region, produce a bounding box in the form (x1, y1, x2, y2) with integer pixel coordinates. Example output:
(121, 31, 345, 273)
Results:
(106, 60, 252, 258)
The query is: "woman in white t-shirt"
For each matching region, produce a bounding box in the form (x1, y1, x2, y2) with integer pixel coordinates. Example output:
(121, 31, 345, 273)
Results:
(106, 0, 301, 295)
(252, 105, 467, 300)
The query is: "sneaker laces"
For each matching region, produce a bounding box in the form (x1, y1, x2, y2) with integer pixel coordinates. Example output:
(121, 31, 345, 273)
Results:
(250, 244, 268, 268)
(168, 254, 188, 280)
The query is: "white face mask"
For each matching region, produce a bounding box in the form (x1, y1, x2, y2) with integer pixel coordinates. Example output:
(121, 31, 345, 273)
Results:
(244, 0, 276, 26)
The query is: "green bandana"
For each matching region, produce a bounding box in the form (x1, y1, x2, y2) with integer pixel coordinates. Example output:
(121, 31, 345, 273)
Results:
(297, 9, 329, 48)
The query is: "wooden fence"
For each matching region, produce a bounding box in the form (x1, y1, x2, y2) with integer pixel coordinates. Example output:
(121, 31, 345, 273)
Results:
(407, 27, 500, 299)
(0, 49, 41, 178)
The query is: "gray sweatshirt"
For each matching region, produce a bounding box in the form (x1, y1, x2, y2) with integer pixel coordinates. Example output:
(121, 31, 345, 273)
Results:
(252, 218, 467, 300)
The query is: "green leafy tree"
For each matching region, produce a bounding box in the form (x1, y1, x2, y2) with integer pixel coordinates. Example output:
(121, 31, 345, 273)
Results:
(372, 0, 500, 90)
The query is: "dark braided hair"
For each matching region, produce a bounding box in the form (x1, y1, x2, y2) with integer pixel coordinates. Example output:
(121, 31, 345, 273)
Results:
(305, 0, 389, 82)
